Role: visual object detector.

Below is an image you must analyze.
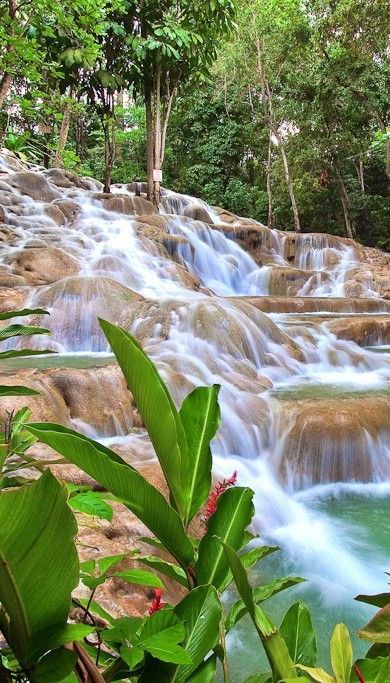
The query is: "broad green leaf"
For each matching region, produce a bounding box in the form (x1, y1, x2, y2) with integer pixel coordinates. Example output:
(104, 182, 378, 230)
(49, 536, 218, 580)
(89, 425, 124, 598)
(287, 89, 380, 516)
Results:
(280, 602, 317, 666)
(68, 491, 113, 521)
(140, 624, 192, 664)
(351, 657, 390, 683)
(195, 487, 254, 589)
(358, 605, 390, 643)
(138, 555, 188, 587)
(32, 649, 77, 682)
(179, 384, 220, 524)
(99, 319, 188, 516)
(98, 554, 129, 574)
(0, 385, 39, 396)
(144, 585, 222, 682)
(222, 542, 295, 681)
(222, 542, 275, 638)
(29, 623, 93, 662)
(27, 424, 194, 567)
(226, 577, 304, 633)
(103, 616, 143, 643)
(119, 645, 144, 670)
(0, 349, 53, 360)
(0, 471, 79, 665)
(296, 665, 335, 683)
(0, 308, 49, 321)
(114, 569, 164, 589)
(0, 324, 50, 341)
(219, 544, 280, 593)
(330, 624, 353, 683)
(355, 594, 390, 609)
(186, 655, 217, 682)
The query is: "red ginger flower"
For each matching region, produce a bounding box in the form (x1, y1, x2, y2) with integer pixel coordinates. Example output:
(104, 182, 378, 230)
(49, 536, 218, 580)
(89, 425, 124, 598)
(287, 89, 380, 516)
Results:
(148, 588, 164, 615)
(203, 471, 237, 520)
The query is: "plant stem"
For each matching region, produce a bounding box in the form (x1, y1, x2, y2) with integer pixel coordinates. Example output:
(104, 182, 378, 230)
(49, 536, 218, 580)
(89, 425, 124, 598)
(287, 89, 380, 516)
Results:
(219, 619, 229, 683)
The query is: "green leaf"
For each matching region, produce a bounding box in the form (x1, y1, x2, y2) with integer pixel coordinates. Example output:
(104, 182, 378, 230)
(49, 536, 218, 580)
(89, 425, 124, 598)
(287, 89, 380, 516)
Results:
(138, 555, 188, 587)
(195, 487, 254, 589)
(0, 471, 79, 665)
(0, 324, 50, 341)
(99, 319, 188, 516)
(27, 424, 194, 567)
(280, 602, 317, 666)
(358, 605, 390, 644)
(29, 623, 93, 662)
(296, 665, 335, 683)
(102, 616, 142, 643)
(119, 645, 144, 670)
(0, 349, 53, 360)
(113, 569, 164, 589)
(140, 624, 192, 664)
(0, 309, 49, 321)
(179, 384, 220, 524)
(351, 657, 390, 683)
(186, 655, 217, 682)
(355, 594, 390, 609)
(0, 385, 39, 396)
(32, 649, 77, 682)
(222, 542, 295, 681)
(143, 586, 222, 681)
(330, 624, 353, 683)
(226, 577, 304, 633)
(68, 491, 113, 521)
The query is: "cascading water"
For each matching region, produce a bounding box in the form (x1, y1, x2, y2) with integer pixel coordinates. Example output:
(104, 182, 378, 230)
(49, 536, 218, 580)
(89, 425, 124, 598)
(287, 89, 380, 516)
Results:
(0, 166, 389, 673)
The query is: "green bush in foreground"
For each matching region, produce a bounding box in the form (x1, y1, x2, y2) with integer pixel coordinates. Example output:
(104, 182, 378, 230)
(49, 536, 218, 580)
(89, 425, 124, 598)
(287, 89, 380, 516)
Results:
(0, 315, 388, 681)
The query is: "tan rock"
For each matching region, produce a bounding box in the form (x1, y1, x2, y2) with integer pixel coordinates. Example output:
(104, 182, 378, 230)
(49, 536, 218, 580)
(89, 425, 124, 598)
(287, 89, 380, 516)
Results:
(10, 245, 81, 285)
(8, 171, 61, 202)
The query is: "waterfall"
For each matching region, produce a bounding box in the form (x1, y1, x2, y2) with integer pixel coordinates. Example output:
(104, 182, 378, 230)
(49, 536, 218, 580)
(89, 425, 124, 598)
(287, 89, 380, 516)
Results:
(0, 165, 389, 616)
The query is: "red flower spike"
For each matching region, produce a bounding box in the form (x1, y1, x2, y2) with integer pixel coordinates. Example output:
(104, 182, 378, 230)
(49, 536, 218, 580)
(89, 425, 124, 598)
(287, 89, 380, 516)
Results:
(203, 471, 237, 520)
(148, 588, 164, 615)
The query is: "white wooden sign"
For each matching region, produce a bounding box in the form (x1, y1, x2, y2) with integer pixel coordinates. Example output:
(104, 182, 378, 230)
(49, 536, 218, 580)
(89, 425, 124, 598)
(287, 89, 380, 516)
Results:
(153, 169, 163, 182)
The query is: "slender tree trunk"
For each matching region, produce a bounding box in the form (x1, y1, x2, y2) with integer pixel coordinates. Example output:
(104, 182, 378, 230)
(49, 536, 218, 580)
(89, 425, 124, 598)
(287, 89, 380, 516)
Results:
(152, 62, 162, 207)
(273, 126, 301, 232)
(145, 83, 155, 203)
(115, 90, 125, 162)
(266, 129, 274, 228)
(0, 74, 12, 110)
(334, 164, 355, 239)
(354, 156, 365, 194)
(253, 19, 300, 232)
(54, 100, 71, 168)
(102, 113, 115, 193)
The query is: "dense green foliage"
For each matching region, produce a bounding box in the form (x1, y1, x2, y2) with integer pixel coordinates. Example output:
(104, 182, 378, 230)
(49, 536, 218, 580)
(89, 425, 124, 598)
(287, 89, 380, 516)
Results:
(0, 314, 388, 680)
(1, 0, 388, 244)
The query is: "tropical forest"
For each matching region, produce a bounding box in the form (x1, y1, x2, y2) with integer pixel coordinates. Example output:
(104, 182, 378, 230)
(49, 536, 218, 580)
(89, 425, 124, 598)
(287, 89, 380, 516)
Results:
(0, 0, 389, 681)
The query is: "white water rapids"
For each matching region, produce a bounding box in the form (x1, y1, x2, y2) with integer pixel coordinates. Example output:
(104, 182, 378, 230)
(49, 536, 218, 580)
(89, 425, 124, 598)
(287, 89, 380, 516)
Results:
(1, 171, 389, 667)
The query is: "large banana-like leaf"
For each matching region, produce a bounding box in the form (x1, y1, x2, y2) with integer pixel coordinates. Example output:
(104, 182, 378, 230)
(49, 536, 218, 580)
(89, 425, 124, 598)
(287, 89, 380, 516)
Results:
(222, 542, 296, 681)
(0, 324, 51, 341)
(195, 487, 254, 589)
(27, 423, 194, 567)
(179, 384, 220, 525)
(99, 319, 188, 517)
(0, 349, 53, 360)
(0, 309, 48, 321)
(0, 470, 79, 665)
(280, 601, 317, 667)
(141, 585, 222, 682)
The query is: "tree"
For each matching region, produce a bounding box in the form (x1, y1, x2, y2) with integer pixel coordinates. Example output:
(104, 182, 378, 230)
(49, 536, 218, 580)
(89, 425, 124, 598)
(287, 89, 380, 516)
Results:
(131, 0, 237, 206)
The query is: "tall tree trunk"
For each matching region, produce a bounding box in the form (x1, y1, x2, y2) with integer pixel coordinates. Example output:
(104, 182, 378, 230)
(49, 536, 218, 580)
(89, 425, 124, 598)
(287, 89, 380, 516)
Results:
(334, 164, 355, 239)
(144, 83, 154, 203)
(102, 114, 115, 193)
(273, 126, 301, 232)
(115, 90, 125, 162)
(253, 20, 300, 232)
(54, 100, 71, 168)
(152, 62, 162, 207)
(266, 129, 274, 228)
(354, 156, 365, 194)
